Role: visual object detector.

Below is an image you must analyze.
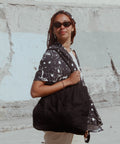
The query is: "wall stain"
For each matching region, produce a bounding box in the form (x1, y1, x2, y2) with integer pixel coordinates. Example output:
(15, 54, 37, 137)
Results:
(0, 8, 6, 19)
(92, 9, 100, 17)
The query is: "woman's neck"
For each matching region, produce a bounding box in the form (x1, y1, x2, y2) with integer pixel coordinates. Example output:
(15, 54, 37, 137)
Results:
(58, 39, 71, 52)
(63, 43, 71, 52)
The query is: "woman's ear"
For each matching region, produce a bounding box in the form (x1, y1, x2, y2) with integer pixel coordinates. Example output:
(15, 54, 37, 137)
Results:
(71, 26, 74, 32)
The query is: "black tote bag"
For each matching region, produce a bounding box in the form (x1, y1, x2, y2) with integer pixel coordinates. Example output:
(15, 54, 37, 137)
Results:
(33, 45, 103, 134)
(33, 81, 90, 135)
(32, 47, 91, 135)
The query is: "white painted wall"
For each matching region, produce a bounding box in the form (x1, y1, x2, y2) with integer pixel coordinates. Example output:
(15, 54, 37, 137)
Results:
(0, 0, 120, 107)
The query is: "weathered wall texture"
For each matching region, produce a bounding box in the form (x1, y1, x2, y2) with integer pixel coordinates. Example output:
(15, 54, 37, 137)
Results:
(0, 1, 120, 107)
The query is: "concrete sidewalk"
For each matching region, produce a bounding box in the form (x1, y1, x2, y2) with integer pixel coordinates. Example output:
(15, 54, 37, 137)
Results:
(0, 106, 120, 144)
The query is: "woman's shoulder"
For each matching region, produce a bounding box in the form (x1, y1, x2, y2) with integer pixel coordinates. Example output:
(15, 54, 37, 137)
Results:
(48, 42, 62, 50)
(41, 46, 60, 61)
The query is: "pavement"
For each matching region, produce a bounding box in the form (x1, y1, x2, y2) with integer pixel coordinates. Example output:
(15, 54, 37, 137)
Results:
(0, 106, 120, 144)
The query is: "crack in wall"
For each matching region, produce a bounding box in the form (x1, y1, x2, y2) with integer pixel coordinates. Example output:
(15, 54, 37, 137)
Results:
(9, 3, 35, 7)
(107, 48, 120, 96)
(110, 58, 120, 85)
(0, 6, 14, 84)
(111, 58, 119, 76)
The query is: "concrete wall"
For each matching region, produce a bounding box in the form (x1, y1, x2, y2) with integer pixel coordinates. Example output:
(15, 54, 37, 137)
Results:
(0, 0, 120, 107)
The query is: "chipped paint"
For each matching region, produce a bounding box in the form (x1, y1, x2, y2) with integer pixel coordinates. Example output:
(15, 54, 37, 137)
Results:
(0, 6, 14, 84)
(0, 1, 119, 106)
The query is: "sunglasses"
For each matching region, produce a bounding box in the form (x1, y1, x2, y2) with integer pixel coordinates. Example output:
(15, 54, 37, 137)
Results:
(53, 21, 72, 28)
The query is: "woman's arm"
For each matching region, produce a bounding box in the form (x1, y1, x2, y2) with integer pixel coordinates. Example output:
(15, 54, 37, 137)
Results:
(31, 70, 80, 98)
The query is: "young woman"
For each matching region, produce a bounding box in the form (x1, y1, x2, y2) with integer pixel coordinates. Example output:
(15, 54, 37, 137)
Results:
(31, 10, 103, 144)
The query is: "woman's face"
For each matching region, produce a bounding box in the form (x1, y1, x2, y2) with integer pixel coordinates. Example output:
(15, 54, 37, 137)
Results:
(53, 14, 74, 44)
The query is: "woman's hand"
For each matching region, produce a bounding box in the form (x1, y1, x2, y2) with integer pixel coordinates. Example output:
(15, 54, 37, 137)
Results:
(68, 70, 81, 85)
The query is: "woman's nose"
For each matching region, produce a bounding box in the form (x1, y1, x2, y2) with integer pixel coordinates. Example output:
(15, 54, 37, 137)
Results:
(60, 24, 65, 29)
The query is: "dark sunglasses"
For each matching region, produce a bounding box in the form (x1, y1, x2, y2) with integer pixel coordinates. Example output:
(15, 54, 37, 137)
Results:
(53, 21, 72, 28)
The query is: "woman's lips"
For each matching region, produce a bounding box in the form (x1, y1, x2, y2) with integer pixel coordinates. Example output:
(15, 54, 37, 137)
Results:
(59, 31, 66, 35)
